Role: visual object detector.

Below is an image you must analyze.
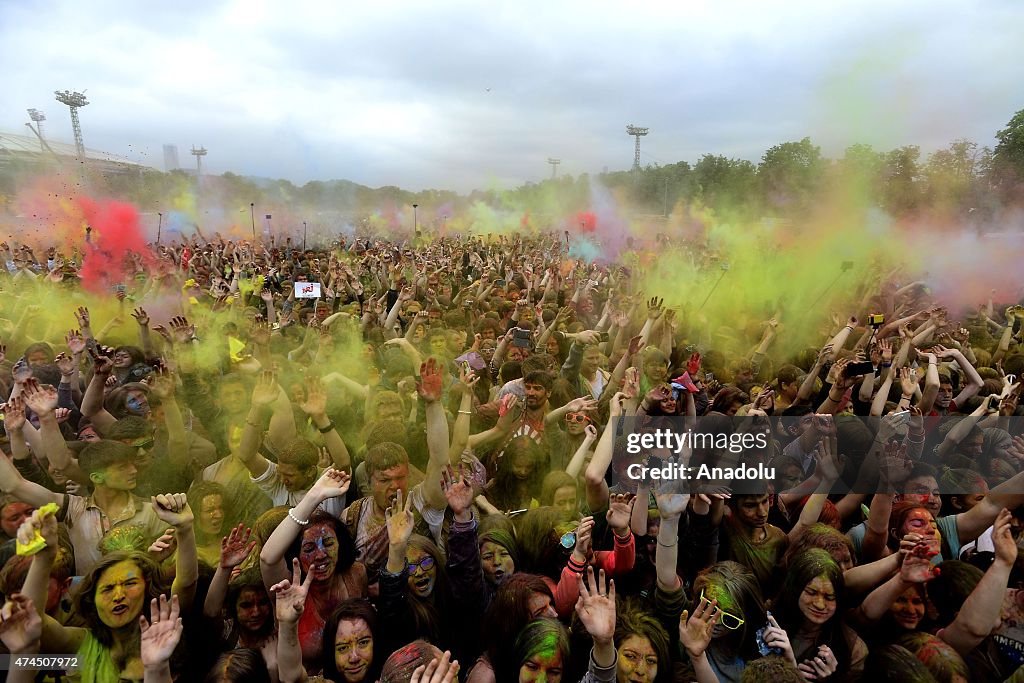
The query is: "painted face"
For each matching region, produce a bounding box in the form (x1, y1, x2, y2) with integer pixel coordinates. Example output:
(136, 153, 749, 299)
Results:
(413, 325, 427, 342)
(99, 461, 138, 491)
(546, 337, 560, 356)
(581, 349, 602, 375)
(95, 560, 147, 628)
(1, 502, 34, 538)
(889, 586, 926, 630)
(527, 592, 557, 619)
(508, 346, 527, 363)
(937, 383, 953, 409)
(643, 360, 668, 384)
(430, 336, 447, 355)
(371, 464, 409, 512)
(125, 390, 150, 416)
(199, 494, 224, 537)
(519, 648, 563, 683)
(524, 382, 548, 410)
(235, 587, 272, 634)
(480, 541, 514, 586)
(617, 634, 658, 683)
(278, 463, 315, 493)
(798, 575, 837, 626)
(901, 477, 942, 517)
(375, 399, 404, 422)
(701, 582, 742, 638)
(405, 546, 437, 598)
(300, 522, 339, 582)
(735, 495, 770, 529)
(552, 486, 577, 518)
(900, 508, 941, 547)
(335, 617, 374, 683)
(78, 426, 101, 442)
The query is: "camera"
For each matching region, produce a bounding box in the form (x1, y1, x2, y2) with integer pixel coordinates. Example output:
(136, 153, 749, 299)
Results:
(868, 313, 885, 327)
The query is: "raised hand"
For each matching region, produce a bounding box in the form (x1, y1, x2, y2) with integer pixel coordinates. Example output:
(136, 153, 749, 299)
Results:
(565, 396, 599, 414)
(384, 488, 415, 547)
(271, 558, 313, 625)
(762, 613, 796, 665)
(605, 493, 634, 535)
(898, 367, 918, 397)
(679, 594, 720, 659)
(575, 567, 616, 644)
(0, 594, 43, 654)
(152, 493, 194, 529)
(993, 507, 1019, 568)
(220, 524, 256, 569)
(1, 396, 27, 432)
(11, 359, 32, 384)
(89, 348, 114, 376)
(573, 516, 595, 561)
(139, 594, 182, 669)
(409, 651, 460, 683)
(131, 308, 150, 327)
(441, 465, 474, 520)
(21, 380, 58, 416)
(496, 394, 522, 431)
(147, 369, 175, 399)
(54, 352, 76, 377)
(168, 316, 195, 344)
(298, 375, 328, 416)
(417, 358, 443, 403)
(251, 371, 279, 407)
(310, 468, 351, 502)
(75, 306, 91, 329)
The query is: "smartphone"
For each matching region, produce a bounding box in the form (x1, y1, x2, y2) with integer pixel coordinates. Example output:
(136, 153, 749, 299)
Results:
(598, 331, 610, 343)
(494, 279, 507, 287)
(847, 361, 875, 376)
(705, 372, 714, 383)
(755, 611, 783, 656)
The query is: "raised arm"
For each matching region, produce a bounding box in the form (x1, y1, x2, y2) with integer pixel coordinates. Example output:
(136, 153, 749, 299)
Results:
(152, 493, 199, 605)
(273, 559, 313, 683)
(940, 509, 1017, 655)
(298, 375, 350, 473)
(260, 469, 350, 589)
(418, 359, 451, 510)
(203, 525, 256, 619)
(80, 351, 118, 434)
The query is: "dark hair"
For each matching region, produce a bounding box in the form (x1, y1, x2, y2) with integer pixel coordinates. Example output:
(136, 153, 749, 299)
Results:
(277, 438, 319, 471)
(78, 440, 138, 477)
(105, 416, 154, 441)
(692, 561, 765, 661)
(539, 471, 577, 509)
(862, 645, 938, 683)
(188, 481, 228, 546)
(523, 370, 554, 391)
(287, 510, 357, 576)
(771, 549, 852, 672)
(498, 361, 523, 384)
(483, 573, 555, 674)
(499, 618, 569, 683)
(73, 551, 166, 648)
(380, 640, 442, 683)
(225, 572, 274, 641)
(205, 649, 272, 683)
(783, 523, 855, 569)
(512, 506, 573, 579)
(322, 599, 381, 683)
(926, 560, 983, 627)
(362, 419, 409, 452)
(488, 436, 547, 512)
(739, 655, 805, 683)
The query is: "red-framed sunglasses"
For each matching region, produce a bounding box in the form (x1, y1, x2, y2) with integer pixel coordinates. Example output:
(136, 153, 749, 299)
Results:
(565, 413, 593, 424)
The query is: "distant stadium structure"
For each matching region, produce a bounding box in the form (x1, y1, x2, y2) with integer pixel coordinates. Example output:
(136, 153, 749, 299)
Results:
(0, 131, 157, 175)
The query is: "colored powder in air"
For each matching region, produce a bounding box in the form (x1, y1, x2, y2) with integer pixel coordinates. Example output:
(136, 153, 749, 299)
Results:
(76, 197, 154, 293)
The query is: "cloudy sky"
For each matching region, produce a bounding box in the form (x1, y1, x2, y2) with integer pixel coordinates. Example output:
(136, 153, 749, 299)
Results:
(1, 0, 1021, 192)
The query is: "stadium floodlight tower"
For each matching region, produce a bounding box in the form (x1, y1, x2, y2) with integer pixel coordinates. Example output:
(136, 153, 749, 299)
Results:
(547, 158, 561, 179)
(626, 124, 648, 173)
(27, 109, 46, 149)
(191, 146, 208, 181)
(54, 90, 89, 157)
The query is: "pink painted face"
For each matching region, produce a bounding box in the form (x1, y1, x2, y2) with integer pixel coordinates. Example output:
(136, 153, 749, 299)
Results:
(300, 522, 339, 582)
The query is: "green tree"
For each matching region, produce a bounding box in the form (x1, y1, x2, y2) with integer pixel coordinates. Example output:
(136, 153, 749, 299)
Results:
(880, 145, 923, 215)
(993, 108, 1024, 194)
(757, 137, 824, 213)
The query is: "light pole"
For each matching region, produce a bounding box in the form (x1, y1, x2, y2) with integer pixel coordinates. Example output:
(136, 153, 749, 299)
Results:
(157, 212, 163, 245)
(250, 203, 256, 242)
(412, 204, 419, 234)
(303, 221, 307, 251)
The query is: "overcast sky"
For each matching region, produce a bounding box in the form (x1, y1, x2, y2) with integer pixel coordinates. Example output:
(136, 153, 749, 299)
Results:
(2, 0, 1021, 192)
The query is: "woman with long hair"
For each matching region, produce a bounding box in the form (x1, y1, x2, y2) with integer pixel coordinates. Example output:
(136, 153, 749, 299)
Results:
(259, 470, 367, 674)
(770, 549, 867, 681)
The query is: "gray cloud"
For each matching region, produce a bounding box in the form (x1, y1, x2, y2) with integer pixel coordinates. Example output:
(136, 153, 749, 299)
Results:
(2, 0, 1021, 192)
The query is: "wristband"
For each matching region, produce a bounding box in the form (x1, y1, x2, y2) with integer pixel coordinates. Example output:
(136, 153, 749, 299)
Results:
(458, 410, 472, 415)
(317, 421, 336, 434)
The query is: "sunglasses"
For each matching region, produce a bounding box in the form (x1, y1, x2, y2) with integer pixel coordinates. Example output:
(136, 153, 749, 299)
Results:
(698, 588, 744, 630)
(565, 413, 592, 424)
(407, 556, 435, 574)
(131, 438, 156, 452)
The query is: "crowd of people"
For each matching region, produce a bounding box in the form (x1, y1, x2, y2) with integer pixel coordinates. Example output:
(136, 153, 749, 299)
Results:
(0, 230, 1023, 683)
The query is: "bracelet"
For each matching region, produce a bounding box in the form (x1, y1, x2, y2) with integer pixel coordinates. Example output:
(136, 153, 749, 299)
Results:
(245, 420, 264, 429)
(458, 410, 472, 415)
(287, 509, 309, 526)
(657, 539, 678, 548)
(317, 421, 336, 434)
